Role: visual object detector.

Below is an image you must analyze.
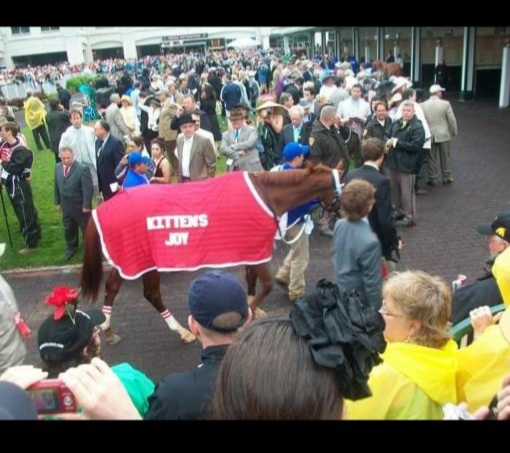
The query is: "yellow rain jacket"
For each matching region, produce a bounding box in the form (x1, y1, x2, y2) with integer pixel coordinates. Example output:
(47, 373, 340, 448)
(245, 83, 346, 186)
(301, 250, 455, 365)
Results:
(23, 96, 46, 130)
(345, 340, 458, 419)
(457, 308, 510, 412)
(493, 247, 510, 305)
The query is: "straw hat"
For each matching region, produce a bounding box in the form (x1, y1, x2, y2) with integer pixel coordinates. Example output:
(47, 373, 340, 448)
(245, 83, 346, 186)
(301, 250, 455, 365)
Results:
(255, 100, 288, 116)
(120, 95, 132, 105)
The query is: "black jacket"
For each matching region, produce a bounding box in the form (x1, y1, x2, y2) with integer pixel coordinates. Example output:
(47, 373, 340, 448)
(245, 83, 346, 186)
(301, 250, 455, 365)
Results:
(345, 164, 399, 261)
(385, 116, 425, 174)
(145, 345, 228, 420)
(309, 120, 349, 170)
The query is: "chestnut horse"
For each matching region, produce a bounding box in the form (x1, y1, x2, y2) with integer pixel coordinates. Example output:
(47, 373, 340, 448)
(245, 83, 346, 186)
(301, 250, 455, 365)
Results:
(81, 164, 342, 345)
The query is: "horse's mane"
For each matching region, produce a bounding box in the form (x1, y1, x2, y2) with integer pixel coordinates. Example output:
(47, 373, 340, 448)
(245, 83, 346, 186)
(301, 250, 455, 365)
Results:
(251, 164, 331, 187)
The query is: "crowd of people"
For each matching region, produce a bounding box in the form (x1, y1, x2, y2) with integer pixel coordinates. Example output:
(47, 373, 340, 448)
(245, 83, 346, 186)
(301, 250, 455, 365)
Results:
(1, 48, 509, 421)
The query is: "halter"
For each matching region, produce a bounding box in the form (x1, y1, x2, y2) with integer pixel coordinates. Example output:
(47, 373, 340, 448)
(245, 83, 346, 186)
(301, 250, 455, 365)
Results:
(275, 168, 344, 243)
(321, 168, 343, 213)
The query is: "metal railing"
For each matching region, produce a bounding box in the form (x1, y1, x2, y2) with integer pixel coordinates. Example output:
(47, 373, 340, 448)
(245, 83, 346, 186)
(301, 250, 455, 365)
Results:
(0, 74, 76, 101)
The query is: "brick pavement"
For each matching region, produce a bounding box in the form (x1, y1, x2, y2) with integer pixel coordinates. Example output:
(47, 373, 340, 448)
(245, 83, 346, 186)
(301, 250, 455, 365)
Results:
(5, 99, 510, 383)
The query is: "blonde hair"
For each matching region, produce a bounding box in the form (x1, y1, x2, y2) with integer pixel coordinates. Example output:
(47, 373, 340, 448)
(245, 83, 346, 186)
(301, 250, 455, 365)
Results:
(383, 271, 451, 348)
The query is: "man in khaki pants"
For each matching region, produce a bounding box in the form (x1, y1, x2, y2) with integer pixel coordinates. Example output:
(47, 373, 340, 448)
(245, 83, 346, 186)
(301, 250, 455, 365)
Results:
(275, 143, 318, 302)
(422, 84, 458, 185)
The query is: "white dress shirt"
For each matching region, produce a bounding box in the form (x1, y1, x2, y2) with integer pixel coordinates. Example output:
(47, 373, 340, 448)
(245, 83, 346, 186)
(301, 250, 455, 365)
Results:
(181, 135, 194, 178)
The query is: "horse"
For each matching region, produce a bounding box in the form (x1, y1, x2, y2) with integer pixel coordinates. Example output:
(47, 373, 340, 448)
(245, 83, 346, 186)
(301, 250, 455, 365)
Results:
(81, 164, 342, 345)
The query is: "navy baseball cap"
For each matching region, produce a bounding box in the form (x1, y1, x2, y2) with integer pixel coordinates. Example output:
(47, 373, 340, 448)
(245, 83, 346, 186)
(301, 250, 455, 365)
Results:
(187, 271, 249, 332)
(0, 381, 37, 420)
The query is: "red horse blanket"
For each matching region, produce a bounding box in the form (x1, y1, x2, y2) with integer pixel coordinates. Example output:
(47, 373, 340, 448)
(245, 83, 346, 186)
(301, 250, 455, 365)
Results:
(93, 172, 276, 279)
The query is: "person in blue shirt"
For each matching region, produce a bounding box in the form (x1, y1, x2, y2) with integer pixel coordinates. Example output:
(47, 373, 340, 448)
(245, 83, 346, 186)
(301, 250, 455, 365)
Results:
(274, 142, 319, 302)
(122, 152, 150, 189)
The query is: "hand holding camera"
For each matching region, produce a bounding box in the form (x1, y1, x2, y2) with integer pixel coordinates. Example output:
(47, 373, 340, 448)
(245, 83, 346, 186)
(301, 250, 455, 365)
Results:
(27, 379, 78, 415)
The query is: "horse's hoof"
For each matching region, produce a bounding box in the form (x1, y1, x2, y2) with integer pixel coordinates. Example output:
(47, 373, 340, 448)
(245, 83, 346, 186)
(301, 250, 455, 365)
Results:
(180, 331, 196, 344)
(106, 333, 122, 345)
(254, 307, 268, 319)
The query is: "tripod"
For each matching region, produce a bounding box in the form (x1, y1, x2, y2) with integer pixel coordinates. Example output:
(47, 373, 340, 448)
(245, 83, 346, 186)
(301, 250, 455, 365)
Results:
(0, 184, 13, 248)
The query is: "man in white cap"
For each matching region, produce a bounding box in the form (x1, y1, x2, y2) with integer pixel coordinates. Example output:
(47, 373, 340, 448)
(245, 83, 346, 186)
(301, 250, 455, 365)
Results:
(421, 84, 458, 186)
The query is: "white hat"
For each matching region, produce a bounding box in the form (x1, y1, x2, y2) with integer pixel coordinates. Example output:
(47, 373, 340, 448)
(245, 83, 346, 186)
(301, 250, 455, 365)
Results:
(389, 92, 403, 108)
(429, 84, 446, 94)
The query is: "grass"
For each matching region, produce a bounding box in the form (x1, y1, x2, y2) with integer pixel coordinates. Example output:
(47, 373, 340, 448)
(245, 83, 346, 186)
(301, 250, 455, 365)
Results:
(1, 123, 229, 270)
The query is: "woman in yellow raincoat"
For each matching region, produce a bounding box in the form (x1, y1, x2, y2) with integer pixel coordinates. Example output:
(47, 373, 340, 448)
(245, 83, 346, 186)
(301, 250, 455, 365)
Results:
(23, 92, 50, 151)
(345, 270, 458, 419)
(457, 246, 510, 412)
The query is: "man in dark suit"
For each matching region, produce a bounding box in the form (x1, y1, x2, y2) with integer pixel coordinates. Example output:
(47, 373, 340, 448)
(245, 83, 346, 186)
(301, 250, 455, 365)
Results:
(281, 106, 312, 150)
(56, 83, 72, 111)
(344, 138, 400, 270)
(54, 147, 93, 260)
(93, 120, 125, 201)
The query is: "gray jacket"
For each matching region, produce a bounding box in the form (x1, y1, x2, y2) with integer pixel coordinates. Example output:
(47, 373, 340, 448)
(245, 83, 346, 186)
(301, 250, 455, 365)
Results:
(220, 124, 263, 172)
(332, 218, 382, 310)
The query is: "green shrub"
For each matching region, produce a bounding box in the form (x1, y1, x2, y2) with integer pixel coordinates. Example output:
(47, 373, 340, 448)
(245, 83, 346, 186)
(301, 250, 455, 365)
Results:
(66, 75, 97, 93)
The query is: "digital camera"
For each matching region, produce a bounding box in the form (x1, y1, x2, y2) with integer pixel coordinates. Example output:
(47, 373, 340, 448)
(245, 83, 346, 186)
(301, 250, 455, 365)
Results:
(27, 379, 78, 415)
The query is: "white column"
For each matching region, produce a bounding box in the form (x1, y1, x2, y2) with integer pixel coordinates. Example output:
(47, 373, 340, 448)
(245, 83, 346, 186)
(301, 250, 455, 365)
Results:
(499, 43, 510, 108)
(262, 35, 270, 50)
(460, 26, 476, 100)
(364, 43, 370, 63)
(352, 28, 359, 61)
(65, 37, 85, 66)
(393, 45, 400, 59)
(283, 35, 290, 55)
(376, 27, 385, 60)
(435, 41, 444, 67)
(122, 33, 137, 60)
(410, 26, 421, 85)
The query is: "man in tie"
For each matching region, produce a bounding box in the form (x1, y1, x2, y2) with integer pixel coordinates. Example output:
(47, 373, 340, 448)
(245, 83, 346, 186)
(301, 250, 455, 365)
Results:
(59, 110, 98, 190)
(281, 106, 311, 150)
(384, 101, 426, 227)
(54, 147, 93, 261)
(220, 108, 262, 172)
(93, 120, 125, 201)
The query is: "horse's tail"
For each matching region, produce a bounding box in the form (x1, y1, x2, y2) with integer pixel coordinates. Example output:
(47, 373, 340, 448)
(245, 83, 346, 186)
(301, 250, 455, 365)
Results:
(81, 217, 103, 303)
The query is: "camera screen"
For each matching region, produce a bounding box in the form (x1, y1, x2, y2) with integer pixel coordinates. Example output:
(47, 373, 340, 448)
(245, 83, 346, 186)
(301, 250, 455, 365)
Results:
(27, 389, 58, 413)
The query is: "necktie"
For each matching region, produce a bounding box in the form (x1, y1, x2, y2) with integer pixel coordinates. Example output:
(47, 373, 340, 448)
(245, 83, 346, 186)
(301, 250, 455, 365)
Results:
(293, 126, 300, 142)
(234, 130, 240, 143)
(96, 139, 104, 157)
(64, 165, 70, 178)
(401, 121, 407, 129)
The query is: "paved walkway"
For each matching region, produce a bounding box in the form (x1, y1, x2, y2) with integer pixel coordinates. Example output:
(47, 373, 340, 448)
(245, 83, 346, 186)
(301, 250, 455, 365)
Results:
(5, 98, 510, 382)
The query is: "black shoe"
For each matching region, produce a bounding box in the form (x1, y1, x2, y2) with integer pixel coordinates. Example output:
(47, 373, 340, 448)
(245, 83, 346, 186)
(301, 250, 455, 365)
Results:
(66, 250, 77, 261)
(426, 180, 437, 186)
(393, 213, 405, 221)
(443, 177, 454, 185)
(395, 218, 416, 228)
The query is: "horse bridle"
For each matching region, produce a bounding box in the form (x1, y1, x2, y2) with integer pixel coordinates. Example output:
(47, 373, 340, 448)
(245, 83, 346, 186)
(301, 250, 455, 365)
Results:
(321, 168, 343, 213)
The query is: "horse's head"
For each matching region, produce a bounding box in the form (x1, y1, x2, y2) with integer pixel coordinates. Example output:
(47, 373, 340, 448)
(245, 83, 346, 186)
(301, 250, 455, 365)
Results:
(305, 161, 345, 214)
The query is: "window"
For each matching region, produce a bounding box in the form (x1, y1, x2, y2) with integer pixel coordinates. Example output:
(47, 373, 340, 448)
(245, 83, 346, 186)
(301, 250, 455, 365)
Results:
(41, 27, 60, 32)
(11, 27, 30, 35)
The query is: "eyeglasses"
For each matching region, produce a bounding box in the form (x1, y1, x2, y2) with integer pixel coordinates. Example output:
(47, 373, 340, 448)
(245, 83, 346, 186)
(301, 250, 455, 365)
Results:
(378, 300, 402, 318)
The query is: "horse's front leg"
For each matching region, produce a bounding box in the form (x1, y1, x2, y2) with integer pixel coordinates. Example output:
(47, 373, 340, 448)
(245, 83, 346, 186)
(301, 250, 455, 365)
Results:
(245, 265, 258, 306)
(101, 268, 123, 345)
(142, 271, 196, 344)
(248, 263, 273, 318)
